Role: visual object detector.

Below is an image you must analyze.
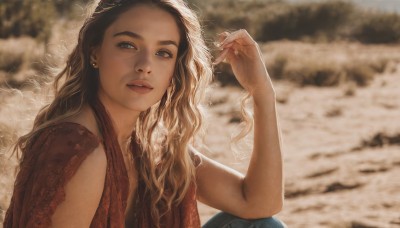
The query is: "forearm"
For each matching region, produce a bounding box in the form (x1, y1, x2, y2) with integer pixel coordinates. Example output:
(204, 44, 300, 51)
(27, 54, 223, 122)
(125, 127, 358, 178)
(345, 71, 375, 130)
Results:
(213, 30, 284, 217)
(243, 86, 284, 215)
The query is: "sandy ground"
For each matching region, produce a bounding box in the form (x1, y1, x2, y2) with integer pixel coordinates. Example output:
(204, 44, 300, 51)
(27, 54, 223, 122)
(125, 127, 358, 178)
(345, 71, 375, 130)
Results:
(198, 64, 400, 227)
(1, 41, 399, 227)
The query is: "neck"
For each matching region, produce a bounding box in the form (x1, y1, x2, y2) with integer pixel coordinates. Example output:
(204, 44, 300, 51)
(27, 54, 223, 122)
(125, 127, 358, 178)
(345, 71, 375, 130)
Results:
(98, 98, 141, 148)
(112, 111, 139, 148)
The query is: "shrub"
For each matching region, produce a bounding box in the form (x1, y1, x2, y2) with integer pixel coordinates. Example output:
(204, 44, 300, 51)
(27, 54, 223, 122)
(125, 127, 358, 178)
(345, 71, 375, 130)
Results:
(275, 57, 378, 87)
(284, 60, 343, 87)
(53, 0, 92, 17)
(200, 3, 255, 39)
(261, 45, 391, 88)
(0, 38, 46, 88)
(0, 49, 23, 74)
(366, 58, 390, 74)
(256, 0, 355, 42)
(0, 0, 56, 42)
(352, 12, 400, 44)
(192, 0, 400, 44)
(268, 54, 289, 80)
(0, 37, 45, 69)
(345, 63, 374, 87)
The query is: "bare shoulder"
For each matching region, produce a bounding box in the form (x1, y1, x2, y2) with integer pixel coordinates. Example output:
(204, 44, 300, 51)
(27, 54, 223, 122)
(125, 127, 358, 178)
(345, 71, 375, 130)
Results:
(32, 105, 107, 227)
(50, 143, 107, 227)
(64, 104, 101, 138)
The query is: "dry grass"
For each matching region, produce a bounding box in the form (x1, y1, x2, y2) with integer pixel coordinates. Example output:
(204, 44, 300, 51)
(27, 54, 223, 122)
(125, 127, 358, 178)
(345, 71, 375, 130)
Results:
(216, 41, 400, 88)
(263, 41, 400, 87)
(0, 87, 47, 223)
(0, 38, 47, 88)
(197, 0, 400, 44)
(0, 36, 61, 224)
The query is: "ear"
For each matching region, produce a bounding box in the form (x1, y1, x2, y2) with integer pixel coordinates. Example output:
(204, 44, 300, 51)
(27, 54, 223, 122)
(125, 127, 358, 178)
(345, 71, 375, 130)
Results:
(90, 47, 99, 64)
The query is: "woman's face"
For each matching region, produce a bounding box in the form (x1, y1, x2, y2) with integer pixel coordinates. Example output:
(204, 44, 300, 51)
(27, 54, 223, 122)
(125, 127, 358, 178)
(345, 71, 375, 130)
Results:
(93, 4, 181, 113)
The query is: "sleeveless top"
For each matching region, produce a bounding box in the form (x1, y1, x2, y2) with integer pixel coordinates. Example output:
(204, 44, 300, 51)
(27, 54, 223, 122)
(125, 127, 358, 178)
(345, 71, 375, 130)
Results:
(4, 99, 201, 228)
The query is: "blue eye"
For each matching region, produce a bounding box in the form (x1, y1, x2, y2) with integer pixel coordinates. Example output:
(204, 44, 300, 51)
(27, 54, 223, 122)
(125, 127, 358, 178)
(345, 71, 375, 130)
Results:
(156, 50, 173, 58)
(117, 42, 136, 49)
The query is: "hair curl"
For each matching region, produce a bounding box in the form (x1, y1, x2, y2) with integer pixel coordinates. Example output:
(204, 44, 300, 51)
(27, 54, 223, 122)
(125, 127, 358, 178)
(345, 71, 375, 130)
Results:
(14, 0, 212, 226)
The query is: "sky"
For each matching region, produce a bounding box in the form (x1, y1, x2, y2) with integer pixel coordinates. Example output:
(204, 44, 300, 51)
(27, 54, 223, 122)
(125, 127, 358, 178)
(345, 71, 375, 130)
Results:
(288, 0, 400, 13)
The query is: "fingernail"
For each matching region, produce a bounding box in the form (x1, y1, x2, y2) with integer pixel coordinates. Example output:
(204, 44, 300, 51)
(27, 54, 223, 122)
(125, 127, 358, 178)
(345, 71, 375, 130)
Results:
(213, 56, 223, 65)
(220, 38, 227, 45)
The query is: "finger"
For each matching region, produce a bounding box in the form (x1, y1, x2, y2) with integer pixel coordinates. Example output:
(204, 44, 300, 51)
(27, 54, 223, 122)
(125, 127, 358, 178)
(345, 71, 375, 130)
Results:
(221, 29, 254, 47)
(218, 32, 229, 43)
(213, 41, 234, 64)
(216, 40, 246, 63)
(221, 42, 234, 49)
(213, 48, 230, 65)
(214, 41, 234, 51)
(214, 32, 230, 49)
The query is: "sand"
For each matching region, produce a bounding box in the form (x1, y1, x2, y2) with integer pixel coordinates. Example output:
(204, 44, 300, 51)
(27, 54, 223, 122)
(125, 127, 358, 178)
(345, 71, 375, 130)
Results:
(198, 64, 400, 227)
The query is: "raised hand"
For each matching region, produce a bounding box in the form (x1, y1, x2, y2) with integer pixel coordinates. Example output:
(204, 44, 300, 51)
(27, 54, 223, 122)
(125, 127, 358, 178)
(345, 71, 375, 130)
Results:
(196, 30, 284, 219)
(214, 29, 275, 98)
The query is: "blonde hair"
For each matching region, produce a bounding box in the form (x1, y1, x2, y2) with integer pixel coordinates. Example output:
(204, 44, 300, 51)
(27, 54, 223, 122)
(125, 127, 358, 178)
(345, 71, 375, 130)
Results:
(14, 0, 212, 226)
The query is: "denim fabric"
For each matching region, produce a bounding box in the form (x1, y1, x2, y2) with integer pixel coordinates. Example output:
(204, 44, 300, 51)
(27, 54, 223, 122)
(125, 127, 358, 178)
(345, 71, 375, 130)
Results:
(202, 212, 287, 228)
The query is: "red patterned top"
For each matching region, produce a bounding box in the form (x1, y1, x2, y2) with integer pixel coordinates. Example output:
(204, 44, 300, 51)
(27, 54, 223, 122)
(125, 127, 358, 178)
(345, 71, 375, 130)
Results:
(4, 103, 201, 228)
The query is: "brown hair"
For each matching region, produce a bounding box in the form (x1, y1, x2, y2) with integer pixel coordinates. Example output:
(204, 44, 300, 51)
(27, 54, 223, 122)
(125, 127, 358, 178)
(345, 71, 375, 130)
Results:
(14, 0, 212, 226)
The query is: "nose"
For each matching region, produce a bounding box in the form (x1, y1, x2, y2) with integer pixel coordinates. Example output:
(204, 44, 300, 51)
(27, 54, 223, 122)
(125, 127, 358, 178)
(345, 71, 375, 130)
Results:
(134, 51, 152, 74)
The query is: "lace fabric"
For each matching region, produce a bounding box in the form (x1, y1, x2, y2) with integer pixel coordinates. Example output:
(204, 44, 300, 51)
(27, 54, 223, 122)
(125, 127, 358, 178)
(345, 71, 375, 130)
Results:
(4, 99, 201, 228)
(4, 122, 102, 227)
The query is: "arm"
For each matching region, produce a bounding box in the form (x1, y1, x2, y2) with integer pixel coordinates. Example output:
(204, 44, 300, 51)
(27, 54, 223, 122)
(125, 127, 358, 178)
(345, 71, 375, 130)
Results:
(3, 123, 106, 228)
(51, 145, 107, 227)
(196, 29, 283, 219)
(50, 145, 107, 227)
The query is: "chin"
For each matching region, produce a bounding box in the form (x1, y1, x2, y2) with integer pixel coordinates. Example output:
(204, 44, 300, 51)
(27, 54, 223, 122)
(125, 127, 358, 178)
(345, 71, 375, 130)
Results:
(125, 102, 154, 113)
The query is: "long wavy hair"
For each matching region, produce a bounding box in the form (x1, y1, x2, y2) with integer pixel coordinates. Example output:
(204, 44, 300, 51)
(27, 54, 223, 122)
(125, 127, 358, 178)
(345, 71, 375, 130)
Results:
(14, 0, 212, 225)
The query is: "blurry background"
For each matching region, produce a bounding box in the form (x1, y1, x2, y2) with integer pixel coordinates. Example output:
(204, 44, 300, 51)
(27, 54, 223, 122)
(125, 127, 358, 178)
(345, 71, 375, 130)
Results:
(1, 0, 399, 227)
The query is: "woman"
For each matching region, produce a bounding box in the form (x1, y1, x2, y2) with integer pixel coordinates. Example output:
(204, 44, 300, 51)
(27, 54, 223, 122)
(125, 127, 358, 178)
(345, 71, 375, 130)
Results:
(4, 0, 285, 227)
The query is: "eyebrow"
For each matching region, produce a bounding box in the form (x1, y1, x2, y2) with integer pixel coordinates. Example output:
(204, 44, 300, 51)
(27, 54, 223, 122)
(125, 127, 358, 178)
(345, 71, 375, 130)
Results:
(113, 31, 179, 48)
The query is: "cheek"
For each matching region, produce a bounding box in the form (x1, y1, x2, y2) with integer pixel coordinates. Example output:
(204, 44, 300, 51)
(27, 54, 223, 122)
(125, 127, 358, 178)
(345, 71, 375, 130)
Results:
(157, 62, 176, 85)
(98, 60, 130, 87)
(98, 64, 117, 85)
(100, 55, 123, 73)
(98, 45, 128, 73)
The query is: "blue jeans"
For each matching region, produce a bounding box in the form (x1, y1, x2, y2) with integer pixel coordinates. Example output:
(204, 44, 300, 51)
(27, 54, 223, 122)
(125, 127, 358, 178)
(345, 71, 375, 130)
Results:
(202, 212, 287, 228)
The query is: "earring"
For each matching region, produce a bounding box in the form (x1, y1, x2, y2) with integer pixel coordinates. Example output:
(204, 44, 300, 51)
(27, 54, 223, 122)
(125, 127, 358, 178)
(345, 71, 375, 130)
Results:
(91, 62, 98, 68)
